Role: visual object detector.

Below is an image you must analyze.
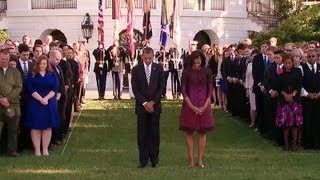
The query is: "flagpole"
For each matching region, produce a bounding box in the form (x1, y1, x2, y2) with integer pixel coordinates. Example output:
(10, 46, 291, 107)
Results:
(112, 0, 120, 44)
(127, 0, 135, 58)
(98, 0, 104, 45)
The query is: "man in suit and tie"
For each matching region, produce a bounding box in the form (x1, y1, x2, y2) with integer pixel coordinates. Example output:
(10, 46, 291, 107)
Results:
(131, 47, 165, 168)
(0, 48, 23, 156)
(16, 44, 33, 151)
(301, 49, 320, 149)
(49, 50, 65, 145)
(252, 41, 269, 132)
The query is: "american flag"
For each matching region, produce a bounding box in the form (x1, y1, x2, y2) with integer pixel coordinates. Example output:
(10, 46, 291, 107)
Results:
(127, 0, 135, 57)
(142, 0, 152, 44)
(159, 0, 169, 48)
(98, 0, 104, 44)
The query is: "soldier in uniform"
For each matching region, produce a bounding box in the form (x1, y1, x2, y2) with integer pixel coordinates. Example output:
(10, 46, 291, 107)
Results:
(0, 49, 23, 157)
(93, 43, 108, 100)
(168, 48, 182, 99)
(156, 47, 170, 99)
(107, 42, 126, 100)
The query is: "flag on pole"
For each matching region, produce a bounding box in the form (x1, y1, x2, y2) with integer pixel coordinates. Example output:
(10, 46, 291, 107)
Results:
(112, 0, 120, 43)
(142, 0, 152, 44)
(159, 0, 170, 48)
(98, 0, 104, 44)
(112, 0, 120, 19)
(172, 0, 181, 59)
(127, 0, 135, 57)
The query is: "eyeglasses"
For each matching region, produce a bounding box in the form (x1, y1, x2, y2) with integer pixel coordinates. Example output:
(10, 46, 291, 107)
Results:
(308, 55, 316, 58)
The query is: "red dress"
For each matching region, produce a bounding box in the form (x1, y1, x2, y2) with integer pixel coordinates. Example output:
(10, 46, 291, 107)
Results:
(179, 67, 215, 132)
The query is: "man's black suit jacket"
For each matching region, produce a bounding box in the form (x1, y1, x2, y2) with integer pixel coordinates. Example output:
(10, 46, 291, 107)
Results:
(16, 60, 33, 101)
(131, 62, 165, 115)
(252, 53, 265, 93)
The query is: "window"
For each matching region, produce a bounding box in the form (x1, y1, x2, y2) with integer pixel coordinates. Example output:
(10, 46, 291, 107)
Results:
(31, 0, 77, 9)
(105, 0, 156, 9)
(183, 0, 224, 11)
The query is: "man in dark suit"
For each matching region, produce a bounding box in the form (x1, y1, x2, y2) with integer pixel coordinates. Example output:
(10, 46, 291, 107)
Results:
(252, 41, 269, 132)
(261, 48, 283, 142)
(131, 47, 165, 168)
(49, 50, 65, 145)
(301, 49, 320, 149)
(16, 44, 33, 151)
(59, 44, 73, 137)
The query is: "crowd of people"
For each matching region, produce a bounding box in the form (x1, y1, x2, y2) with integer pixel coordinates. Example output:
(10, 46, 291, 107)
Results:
(1, 33, 320, 158)
(0, 35, 90, 156)
(201, 38, 320, 151)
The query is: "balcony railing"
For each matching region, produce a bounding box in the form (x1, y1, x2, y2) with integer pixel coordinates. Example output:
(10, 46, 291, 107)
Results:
(31, 0, 77, 9)
(105, 0, 156, 9)
(0, 0, 6, 12)
(183, 0, 224, 11)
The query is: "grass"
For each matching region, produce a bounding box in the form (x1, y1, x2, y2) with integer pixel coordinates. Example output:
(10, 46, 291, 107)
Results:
(0, 100, 320, 179)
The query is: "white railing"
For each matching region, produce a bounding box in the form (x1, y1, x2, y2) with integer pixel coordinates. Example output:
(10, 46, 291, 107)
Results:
(105, 0, 157, 9)
(183, 0, 224, 11)
(31, 0, 77, 9)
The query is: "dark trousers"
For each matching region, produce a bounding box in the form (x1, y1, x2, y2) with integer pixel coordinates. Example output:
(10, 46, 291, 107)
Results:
(170, 70, 181, 97)
(263, 95, 282, 144)
(0, 106, 20, 153)
(112, 71, 121, 99)
(52, 94, 67, 142)
(303, 99, 320, 148)
(226, 82, 235, 114)
(137, 113, 160, 166)
(95, 72, 107, 98)
(18, 101, 32, 151)
(255, 91, 265, 133)
(64, 88, 73, 136)
(162, 71, 170, 97)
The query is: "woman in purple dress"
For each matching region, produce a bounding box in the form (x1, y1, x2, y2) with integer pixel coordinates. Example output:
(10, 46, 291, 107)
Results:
(276, 54, 303, 151)
(25, 55, 59, 156)
(179, 50, 215, 168)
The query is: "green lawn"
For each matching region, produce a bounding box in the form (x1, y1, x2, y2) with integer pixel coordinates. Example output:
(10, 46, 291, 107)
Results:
(1, 100, 320, 179)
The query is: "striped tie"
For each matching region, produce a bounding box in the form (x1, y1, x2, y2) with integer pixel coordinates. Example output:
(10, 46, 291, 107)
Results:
(23, 62, 28, 78)
(145, 65, 150, 85)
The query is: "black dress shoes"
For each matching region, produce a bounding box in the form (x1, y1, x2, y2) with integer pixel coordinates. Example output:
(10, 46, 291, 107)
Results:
(138, 164, 147, 168)
(151, 163, 158, 168)
(7, 151, 19, 157)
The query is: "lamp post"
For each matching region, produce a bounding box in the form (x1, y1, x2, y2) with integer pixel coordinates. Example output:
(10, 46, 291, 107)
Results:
(81, 13, 94, 43)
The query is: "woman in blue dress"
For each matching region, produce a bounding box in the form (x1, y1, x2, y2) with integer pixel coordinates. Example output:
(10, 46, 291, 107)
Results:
(25, 55, 59, 156)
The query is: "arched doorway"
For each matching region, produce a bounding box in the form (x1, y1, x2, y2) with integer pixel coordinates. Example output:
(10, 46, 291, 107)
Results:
(40, 29, 67, 43)
(118, 29, 144, 88)
(118, 29, 144, 50)
(193, 30, 219, 49)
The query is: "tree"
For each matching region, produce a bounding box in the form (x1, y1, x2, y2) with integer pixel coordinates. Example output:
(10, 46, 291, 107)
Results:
(252, 4, 320, 47)
(0, 29, 9, 44)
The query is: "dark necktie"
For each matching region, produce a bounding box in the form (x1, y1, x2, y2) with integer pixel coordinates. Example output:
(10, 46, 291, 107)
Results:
(263, 55, 267, 66)
(23, 62, 28, 78)
(311, 64, 315, 74)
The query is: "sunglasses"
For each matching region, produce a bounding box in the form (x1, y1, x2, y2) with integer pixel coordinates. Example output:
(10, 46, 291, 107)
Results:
(308, 55, 316, 58)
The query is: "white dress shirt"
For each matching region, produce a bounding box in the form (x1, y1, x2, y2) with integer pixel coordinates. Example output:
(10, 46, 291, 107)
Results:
(301, 63, 318, 97)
